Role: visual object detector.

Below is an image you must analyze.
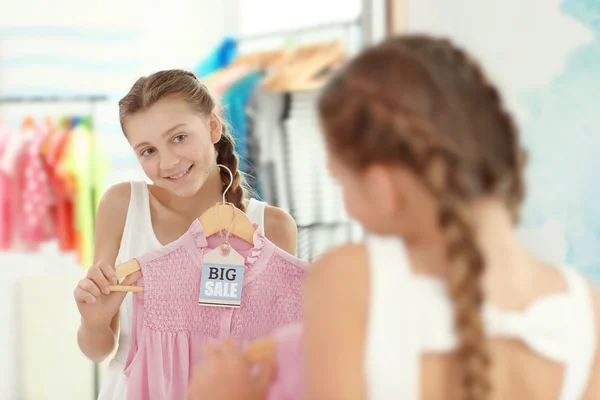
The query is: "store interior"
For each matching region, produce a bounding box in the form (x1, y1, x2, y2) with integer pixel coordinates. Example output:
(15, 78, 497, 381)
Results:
(1, 0, 599, 399)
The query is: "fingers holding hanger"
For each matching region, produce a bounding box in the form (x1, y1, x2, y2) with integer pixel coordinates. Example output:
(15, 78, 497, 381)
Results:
(86, 262, 116, 295)
(74, 280, 101, 304)
(97, 261, 119, 285)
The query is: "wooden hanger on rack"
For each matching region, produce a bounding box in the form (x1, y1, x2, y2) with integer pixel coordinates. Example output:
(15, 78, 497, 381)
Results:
(203, 49, 287, 89)
(109, 164, 257, 293)
(263, 41, 346, 92)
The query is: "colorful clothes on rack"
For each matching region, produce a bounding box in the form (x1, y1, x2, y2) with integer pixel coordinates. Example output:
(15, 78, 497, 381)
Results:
(124, 222, 307, 400)
(0, 115, 108, 262)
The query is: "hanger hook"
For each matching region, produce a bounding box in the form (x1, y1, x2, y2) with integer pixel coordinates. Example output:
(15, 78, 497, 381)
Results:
(206, 164, 233, 204)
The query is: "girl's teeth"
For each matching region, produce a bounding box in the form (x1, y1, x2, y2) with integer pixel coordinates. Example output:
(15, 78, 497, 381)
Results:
(170, 167, 190, 179)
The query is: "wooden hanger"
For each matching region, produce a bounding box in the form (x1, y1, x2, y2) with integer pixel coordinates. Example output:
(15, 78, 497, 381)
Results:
(263, 41, 346, 92)
(109, 164, 256, 293)
(197, 164, 256, 244)
(204, 49, 287, 89)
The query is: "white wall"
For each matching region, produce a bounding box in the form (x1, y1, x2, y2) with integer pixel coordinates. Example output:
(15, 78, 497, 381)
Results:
(0, 1, 239, 398)
(404, 0, 600, 284)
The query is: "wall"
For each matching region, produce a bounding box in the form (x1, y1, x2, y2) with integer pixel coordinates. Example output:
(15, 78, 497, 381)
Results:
(0, 1, 239, 398)
(405, 0, 600, 285)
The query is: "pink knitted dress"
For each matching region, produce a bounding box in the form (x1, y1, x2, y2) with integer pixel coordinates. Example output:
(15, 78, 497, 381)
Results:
(124, 220, 307, 400)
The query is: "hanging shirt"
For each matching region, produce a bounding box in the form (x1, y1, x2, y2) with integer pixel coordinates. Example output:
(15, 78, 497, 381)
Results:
(204, 64, 251, 105)
(124, 221, 307, 400)
(47, 124, 76, 251)
(0, 125, 11, 249)
(46, 126, 76, 251)
(21, 125, 54, 244)
(193, 37, 238, 77)
(0, 123, 37, 251)
(221, 71, 263, 173)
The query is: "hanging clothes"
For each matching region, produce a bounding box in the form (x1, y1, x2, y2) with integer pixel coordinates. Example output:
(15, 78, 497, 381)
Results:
(0, 113, 109, 264)
(0, 122, 11, 250)
(0, 117, 39, 251)
(46, 117, 77, 252)
(21, 120, 54, 244)
(57, 116, 109, 266)
(193, 37, 238, 78)
(220, 71, 263, 190)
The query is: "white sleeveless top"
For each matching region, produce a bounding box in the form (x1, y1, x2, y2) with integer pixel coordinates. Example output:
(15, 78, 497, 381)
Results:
(98, 181, 267, 400)
(364, 234, 597, 400)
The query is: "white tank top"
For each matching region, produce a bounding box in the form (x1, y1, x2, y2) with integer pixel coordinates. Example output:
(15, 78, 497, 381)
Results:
(107, 181, 267, 377)
(364, 234, 597, 400)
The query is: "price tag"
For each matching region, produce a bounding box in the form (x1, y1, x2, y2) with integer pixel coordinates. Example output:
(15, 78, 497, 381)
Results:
(199, 245, 245, 307)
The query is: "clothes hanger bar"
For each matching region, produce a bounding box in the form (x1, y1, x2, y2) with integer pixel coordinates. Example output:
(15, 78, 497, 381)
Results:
(237, 18, 360, 44)
(0, 95, 109, 104)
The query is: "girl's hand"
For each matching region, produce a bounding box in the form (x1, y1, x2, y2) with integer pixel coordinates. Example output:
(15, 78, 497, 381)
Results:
(188, 340, 275, 400)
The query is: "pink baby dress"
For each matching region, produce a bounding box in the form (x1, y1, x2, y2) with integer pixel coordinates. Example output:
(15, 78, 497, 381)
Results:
(124, 220, 308, 400)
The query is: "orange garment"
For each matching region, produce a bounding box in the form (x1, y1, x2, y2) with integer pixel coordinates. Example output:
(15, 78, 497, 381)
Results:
(46, 130, 76, 252)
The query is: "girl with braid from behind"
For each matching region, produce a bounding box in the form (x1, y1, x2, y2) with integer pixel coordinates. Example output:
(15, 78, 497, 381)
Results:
(73, 70, 298, 400)
(188, 36, 600, 400)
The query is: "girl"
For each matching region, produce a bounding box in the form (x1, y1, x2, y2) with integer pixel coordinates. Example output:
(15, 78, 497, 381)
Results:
(73, 69, 298, 399)
(188, 35, 600, 399)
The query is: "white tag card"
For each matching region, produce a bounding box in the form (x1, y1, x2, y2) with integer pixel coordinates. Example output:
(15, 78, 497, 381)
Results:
(199, 246, 245, 307)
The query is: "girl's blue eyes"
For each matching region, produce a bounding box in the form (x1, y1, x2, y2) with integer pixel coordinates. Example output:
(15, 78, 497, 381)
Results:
(140, 135, 187, 157)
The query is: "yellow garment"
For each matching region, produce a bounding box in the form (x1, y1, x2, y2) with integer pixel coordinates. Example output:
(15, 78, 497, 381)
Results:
(59, 120, 109, 266)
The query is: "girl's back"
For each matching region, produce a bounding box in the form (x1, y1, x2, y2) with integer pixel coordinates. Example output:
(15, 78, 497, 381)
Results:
(363, 234, 599, 399)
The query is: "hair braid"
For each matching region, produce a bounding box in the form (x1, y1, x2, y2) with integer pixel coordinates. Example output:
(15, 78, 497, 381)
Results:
(215, 128, 246, 212)
(426, 153, 492, 400)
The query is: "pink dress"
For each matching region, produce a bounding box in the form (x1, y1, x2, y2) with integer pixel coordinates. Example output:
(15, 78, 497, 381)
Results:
(266, 322, 304, 400)
(124, 220, 307, 400)
(22, 126, 54, 244)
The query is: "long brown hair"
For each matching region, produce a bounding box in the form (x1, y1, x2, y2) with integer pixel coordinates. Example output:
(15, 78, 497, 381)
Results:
(318, 35, 526, 399)
(118, 69, 247, 211)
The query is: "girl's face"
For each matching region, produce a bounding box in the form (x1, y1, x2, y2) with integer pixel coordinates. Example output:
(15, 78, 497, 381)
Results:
(327, 150, 439, 239)
(124, 96, 222, 198)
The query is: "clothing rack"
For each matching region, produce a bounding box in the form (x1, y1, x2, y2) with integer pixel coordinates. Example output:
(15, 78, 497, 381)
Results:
(0, 93, 108, 400)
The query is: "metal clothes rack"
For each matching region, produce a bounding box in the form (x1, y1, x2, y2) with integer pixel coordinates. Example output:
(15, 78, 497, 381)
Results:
(0, 94, 108, 400)
(237, 18, 361, 42)
(0, 95, 108, 103)
(236, 18, 363, 56)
